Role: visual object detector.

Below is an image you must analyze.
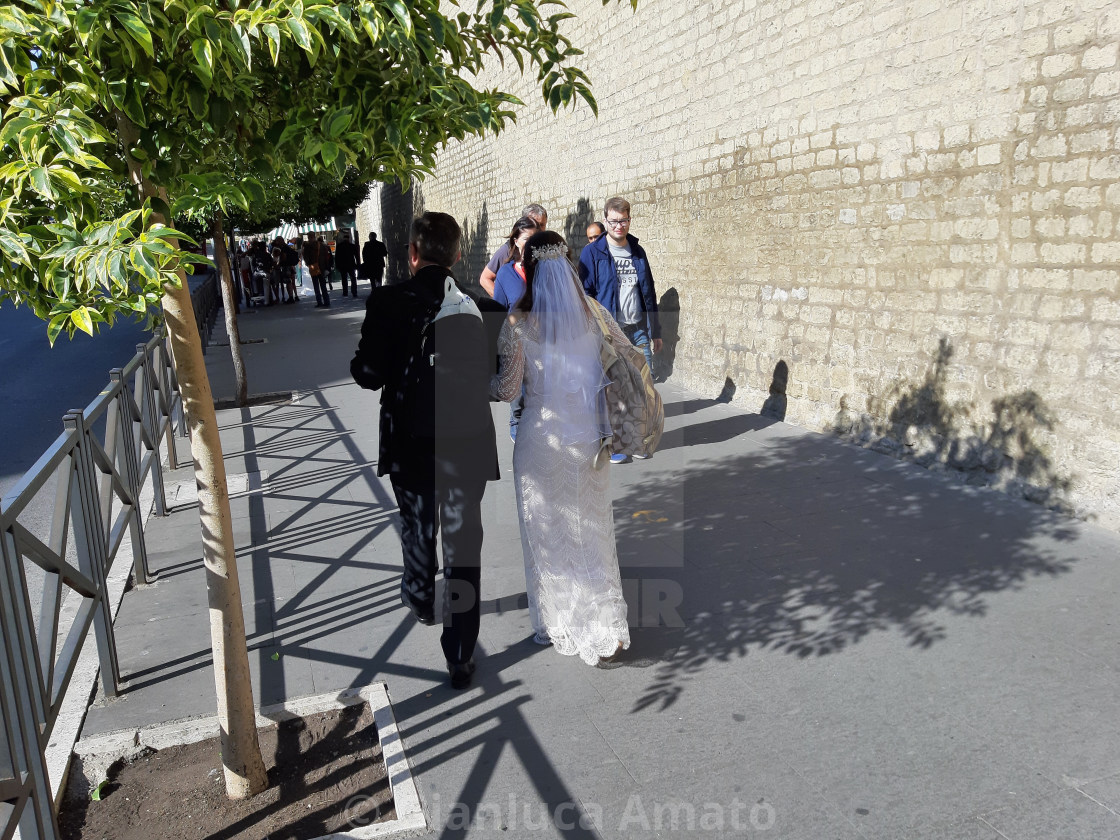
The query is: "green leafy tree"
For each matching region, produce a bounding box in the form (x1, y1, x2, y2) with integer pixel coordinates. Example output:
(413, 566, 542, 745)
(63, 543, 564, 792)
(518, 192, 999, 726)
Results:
(1, 0, 635, 804)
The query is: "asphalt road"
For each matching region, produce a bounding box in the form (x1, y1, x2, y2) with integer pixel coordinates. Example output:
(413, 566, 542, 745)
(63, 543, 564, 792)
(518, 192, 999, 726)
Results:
(0, 302, 154, 499)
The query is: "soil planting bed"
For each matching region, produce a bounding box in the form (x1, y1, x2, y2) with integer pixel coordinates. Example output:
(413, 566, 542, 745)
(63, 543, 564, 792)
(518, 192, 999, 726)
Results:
(60, 704, 394, 839)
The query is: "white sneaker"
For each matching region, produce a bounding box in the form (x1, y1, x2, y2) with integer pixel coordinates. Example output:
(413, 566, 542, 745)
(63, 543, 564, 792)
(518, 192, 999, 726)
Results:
(633, 453, 651, 460)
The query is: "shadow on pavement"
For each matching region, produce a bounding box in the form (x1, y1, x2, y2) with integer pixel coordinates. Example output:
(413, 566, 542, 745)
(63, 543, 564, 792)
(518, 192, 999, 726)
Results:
(611, 427, 1081, 714)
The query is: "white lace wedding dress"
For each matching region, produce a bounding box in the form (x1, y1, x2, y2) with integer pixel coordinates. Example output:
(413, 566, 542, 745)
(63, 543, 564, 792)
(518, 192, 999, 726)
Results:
(493, 302, 630, 665)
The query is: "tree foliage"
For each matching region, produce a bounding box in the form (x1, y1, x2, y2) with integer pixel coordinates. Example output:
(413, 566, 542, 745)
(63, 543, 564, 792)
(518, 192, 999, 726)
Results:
(0, 0, 636, 342)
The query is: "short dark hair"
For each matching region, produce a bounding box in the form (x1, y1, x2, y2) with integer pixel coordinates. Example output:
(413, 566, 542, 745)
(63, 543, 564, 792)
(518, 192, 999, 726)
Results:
(604, 196, 630, 217)
(410, 212, 461, 267)
(587, 221, 605, 236)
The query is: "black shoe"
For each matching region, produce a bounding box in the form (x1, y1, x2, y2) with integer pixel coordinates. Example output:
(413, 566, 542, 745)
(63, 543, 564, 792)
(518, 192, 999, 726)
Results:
(448, 658, 476, 690)
(402, 593, 436, 625)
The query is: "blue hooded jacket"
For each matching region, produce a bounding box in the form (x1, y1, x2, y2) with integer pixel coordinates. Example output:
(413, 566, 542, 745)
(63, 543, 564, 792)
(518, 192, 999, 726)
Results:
(577, 233, 661, 339)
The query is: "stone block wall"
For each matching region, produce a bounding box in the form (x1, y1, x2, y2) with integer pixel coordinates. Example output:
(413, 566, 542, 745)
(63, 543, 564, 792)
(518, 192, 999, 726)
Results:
(358, 0, 1120, 528)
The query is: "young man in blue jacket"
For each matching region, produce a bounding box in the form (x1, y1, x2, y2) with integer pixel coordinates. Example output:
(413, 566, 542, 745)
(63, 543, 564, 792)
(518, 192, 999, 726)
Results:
(578, 196, 662, 368)
(578, 195, 662, 463)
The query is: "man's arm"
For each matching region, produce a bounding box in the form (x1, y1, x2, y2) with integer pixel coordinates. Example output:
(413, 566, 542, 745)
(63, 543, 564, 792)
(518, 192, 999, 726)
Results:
(350, 292, 393, 390)
(641, 256, 662, 351)
(479, 267, 497, 296)
(577, 247, 596, 297)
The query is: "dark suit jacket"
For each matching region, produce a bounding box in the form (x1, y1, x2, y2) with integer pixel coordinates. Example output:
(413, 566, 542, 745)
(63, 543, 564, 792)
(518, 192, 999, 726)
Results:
(350, 264, 503, 489)
(336, 239, 359, 270)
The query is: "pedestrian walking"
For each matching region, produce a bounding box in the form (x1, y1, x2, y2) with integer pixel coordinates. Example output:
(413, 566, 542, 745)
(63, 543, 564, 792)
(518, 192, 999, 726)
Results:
(479, 203, 547, 297)
(491, 230, 629, 665)
(303, 233, 330, 307)
(578, 196, 662, 463)
(336, 231, 360, 297)
(362, 231, 388, 288)
(350, 211, 504, 689)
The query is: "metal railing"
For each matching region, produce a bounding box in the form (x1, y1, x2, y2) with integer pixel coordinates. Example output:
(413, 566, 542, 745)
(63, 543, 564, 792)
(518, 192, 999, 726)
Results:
(190, 271, 221, 353)
(0, 333, 185, 839)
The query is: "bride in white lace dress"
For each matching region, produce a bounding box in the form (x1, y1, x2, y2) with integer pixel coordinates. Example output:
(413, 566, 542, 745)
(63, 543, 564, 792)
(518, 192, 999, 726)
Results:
(491, 231, 630, 665)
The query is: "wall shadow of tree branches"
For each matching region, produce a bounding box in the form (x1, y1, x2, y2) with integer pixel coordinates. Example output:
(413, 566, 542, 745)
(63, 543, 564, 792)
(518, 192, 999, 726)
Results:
(611, 428, 1080, 714)
(833, 337, 1075, 514)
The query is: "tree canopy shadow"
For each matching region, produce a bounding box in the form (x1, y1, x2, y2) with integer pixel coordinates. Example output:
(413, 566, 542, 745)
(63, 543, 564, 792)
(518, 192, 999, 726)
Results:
(562, 197, 594, 260)
(611, 430, 1081, 714)
(459, 201, 490, 294)
(834, 337, 1075, 513)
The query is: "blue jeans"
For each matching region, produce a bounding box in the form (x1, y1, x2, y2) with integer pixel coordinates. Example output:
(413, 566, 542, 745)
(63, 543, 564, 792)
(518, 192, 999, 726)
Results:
(620, 322, 654, 371)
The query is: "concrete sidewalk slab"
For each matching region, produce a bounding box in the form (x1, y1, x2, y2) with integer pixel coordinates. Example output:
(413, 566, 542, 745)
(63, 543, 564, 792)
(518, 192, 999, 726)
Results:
(78, 287, 1120, 839)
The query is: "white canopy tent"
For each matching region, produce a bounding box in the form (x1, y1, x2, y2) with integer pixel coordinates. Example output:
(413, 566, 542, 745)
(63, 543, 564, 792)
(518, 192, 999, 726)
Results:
(262, 217, 356, 243)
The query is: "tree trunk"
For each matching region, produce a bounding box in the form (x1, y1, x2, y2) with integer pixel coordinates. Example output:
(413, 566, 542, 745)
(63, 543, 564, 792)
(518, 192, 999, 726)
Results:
(115, 113, 267, 800)
(212, 213, 249, 406)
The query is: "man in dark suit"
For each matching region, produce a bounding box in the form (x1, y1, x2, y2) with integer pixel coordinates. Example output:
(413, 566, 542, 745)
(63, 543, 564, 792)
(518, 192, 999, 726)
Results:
(362, 231, 388, 288)
(350, 212, 501, 689)
(335, 231, 360, 297)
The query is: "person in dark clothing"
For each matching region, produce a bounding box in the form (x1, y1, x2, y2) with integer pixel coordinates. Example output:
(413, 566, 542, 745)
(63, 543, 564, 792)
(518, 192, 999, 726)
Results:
(362, 231, 388, 288)
(302, 233, 330, 307)
(319, 236, 334, 290)
(350, 212, 504, 690)
(335, 232, 360, 297)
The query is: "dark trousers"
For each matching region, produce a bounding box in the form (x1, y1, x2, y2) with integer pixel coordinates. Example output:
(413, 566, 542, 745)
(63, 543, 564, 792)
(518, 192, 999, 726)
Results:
(339, 266, 357, 296)
(391, 474, 485, 666)
(312, 271, 330, 305)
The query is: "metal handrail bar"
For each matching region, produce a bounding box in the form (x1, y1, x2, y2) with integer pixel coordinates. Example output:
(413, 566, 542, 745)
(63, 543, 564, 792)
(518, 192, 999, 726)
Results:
(0, 435, 76, 520)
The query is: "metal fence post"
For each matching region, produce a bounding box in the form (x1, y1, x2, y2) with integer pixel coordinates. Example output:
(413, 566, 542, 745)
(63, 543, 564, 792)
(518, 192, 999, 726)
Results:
(0, 529, 59, 840)
(62, 412, 120, 700)
(134, 347, 169, 520)
(111, 368, 152, 586)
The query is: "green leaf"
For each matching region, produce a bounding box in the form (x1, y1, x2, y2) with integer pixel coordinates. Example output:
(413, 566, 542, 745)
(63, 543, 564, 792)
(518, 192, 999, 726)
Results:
(116, 12, 154, 58)
(385, 0, 411, 35)
(47, 312, 70, 346)
(326, 109, 352, 137)
(263, 23, 280, 64)
(270, 651, 279, 661)
(49, 166, 87, 194)
(30, 167, 56, 201)
(130, 245, 158, 282)
(191, 39, 214, 82)
(123, 82, 146, 127)
(0, 116, 35, 148)
(71, 306, 94, 336)
(74, 8, 98, 42)
(320, 140, 339, 166)
(288, 18, 311, 50)
(187, 85, 208, 120)
(52, 271, 71, 300)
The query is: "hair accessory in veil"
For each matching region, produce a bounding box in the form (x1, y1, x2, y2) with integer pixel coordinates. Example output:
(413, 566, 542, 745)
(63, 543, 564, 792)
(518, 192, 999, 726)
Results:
(531, 243, 567, 262)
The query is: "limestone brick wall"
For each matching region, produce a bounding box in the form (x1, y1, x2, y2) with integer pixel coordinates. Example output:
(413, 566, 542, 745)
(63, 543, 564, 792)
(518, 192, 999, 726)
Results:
(358, 0, 1120, 528)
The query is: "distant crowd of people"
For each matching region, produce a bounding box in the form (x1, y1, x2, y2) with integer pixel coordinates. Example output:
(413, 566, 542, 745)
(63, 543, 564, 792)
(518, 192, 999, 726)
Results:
(236, 231, 388, 309)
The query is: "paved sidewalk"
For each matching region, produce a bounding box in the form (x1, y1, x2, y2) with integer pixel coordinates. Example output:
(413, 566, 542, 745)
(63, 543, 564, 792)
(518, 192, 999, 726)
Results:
(81, 280, 1120, 839)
